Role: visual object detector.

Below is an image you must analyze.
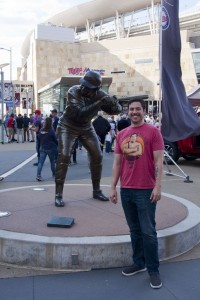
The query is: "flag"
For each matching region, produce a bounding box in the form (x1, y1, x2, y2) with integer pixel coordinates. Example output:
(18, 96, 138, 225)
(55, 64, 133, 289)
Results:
(15, 93, 20, 107)
(161, 0, 200, 141)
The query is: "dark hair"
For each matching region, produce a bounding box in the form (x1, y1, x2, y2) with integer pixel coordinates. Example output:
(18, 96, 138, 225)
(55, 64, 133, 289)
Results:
(128, 99, 146, 110)
(43, 117, 52, 131)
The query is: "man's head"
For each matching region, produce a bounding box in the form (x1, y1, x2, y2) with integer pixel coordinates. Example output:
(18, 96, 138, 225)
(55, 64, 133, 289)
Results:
(34, 109, 41, 116)
(50, 109, 58, 116)
(97, 111, 103, 117)
(121, 114, 127, 119)
(128, 99, 146, 127)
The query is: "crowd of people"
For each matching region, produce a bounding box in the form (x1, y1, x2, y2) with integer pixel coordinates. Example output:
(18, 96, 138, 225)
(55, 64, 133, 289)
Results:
(4, 112, 38, 143)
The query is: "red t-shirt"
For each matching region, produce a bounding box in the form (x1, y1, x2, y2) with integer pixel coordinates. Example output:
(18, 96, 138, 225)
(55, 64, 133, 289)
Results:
(7, 117, 14, 128)
(115, 123, 164, 189)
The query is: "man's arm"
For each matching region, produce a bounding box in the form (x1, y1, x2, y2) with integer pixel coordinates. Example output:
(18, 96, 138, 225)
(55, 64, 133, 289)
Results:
(150, 150, 164, 203)
(110, 153, 122, 204)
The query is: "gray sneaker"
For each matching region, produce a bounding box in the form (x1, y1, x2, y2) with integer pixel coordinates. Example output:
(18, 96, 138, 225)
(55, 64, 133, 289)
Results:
(122, 264, 147, 276)
(149, 273, 162, 289)
(36, 176, 44, 182)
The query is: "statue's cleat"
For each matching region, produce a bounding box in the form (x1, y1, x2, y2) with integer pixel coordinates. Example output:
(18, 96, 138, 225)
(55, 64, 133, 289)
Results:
(55, 197, 65, 207)
(93, 190, 109, 201)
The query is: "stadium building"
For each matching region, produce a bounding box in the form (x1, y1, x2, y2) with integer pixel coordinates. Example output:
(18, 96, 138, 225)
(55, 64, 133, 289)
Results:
(16, 0, 200, 115)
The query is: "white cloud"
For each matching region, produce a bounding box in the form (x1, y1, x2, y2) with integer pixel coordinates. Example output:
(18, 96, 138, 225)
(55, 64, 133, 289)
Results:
(0, 0, 90, 79)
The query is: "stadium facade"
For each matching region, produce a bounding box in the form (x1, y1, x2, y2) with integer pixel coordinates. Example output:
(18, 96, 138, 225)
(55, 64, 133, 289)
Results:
(16, 0, 200, 115)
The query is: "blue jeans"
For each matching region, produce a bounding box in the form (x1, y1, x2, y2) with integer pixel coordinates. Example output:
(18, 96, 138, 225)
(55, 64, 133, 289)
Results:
(120, 188, 159, 274)
(105, 141, 111, 153)
(37, 148, 56, 177)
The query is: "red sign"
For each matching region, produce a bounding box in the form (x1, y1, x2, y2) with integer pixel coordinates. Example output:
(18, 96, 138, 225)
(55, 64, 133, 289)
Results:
(68, 67, 105, 76)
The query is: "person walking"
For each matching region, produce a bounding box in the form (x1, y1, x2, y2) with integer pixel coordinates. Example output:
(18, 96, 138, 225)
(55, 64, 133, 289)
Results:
(36, 117, 58, 181)
(105, 128, 112, 153)
(7, 113, 15, 143)
(33, 110, 42, 166)
(117, 114, 131, 131)
(92, 111, 111, 152)
(50, 108, 59, 162)
(23, 113, 30, 142)
(50, 109, 59, 132)
(110, 98, 164, 289)
(16, 114, 24, 143)
(110, 115, 117, 151)
(69, 138, 78, 165)
(29, 113, 35, 142)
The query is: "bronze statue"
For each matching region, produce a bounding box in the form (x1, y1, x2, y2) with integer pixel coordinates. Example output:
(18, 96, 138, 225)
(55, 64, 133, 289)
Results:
(55, 71, 122, 207)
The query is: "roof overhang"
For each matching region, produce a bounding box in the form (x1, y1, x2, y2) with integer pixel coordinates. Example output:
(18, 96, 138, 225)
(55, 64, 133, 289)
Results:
(46, 0, 160, 29)
(21, 0, 160, 59)
(38, 76, 112, 94)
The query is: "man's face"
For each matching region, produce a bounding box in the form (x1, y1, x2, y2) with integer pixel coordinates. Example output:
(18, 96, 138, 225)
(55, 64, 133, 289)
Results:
(128, 102, 145, 126)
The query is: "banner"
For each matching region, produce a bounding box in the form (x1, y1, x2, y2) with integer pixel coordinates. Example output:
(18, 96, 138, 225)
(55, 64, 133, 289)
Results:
(161, 0, 200, 141)
(0, 82, 13, 102)
(4, 82, 13, 102)
(15, 93, 20, 107)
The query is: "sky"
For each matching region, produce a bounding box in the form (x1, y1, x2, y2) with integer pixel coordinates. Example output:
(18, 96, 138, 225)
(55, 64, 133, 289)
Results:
(0, 0, 200, 80)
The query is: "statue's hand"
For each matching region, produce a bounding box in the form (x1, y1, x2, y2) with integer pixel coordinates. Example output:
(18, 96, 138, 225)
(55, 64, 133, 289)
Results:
(95, 90, 108, 101)
(101, 96, 117, 106)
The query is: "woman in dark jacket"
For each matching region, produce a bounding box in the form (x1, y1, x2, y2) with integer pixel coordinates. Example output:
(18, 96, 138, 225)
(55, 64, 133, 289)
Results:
(36, 117, 58, 181)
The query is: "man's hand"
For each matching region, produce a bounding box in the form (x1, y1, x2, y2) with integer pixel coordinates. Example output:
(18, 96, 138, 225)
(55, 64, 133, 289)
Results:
(150, 186, 162, 203)
(110, 187, 118, 204)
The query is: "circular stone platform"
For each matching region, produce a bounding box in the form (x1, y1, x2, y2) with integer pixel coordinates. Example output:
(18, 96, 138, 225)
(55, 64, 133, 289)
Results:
(0, 184, 200, 270)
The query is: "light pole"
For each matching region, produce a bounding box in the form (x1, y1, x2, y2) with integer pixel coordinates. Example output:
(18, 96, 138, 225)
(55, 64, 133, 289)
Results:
(0, 47, 12, 81)
(0, 63, 10, 144)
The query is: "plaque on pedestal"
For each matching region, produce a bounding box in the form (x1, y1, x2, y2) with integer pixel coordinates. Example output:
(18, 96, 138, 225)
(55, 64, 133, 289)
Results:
(47, 216, 74, 228)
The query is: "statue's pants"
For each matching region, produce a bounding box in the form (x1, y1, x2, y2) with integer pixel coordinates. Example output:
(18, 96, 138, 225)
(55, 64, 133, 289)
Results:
(55, 123, 103, 198)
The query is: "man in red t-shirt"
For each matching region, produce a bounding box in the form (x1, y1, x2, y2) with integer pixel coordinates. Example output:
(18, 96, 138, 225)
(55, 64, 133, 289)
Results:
(7, 113, 15, 143)
(110, 98, 164, 289)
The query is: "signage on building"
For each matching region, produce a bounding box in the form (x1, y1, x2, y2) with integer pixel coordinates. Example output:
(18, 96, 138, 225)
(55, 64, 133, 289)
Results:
(68, 67, 105, 76)
(0, 82, 13, 102)
(15, 93, 20, 107)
